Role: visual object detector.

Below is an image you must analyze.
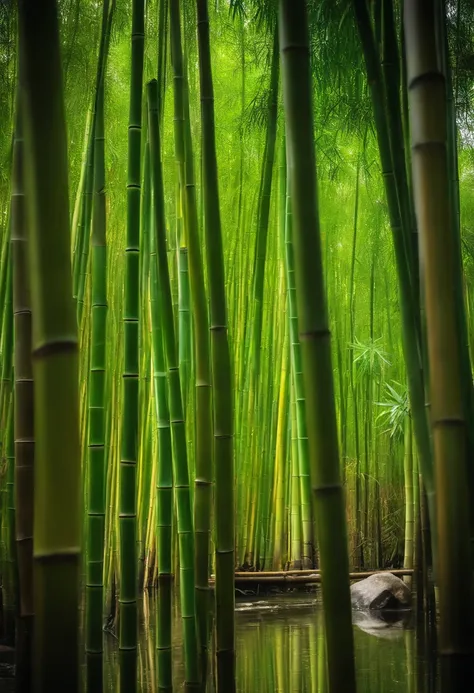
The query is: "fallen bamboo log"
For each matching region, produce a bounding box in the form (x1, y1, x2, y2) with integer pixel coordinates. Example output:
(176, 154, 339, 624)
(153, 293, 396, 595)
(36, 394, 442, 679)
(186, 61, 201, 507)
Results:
(208, 568, 414, 586)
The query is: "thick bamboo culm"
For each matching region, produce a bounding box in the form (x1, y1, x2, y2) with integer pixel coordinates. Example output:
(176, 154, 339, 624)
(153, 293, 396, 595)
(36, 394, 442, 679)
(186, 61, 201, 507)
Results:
(18, 1, 81, 689)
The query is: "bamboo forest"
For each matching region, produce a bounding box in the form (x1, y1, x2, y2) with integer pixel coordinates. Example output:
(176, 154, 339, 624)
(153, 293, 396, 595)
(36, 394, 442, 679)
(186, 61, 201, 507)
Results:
(1, 0, 474, 691)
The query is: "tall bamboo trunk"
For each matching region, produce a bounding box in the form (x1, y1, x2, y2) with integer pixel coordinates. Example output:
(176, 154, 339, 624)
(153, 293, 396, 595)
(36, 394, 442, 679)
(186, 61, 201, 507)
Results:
(86, 0, 114, 687)
(403, 416, 413, 586)
(404, 1, 474, 688)
(119, 0, 144, 690)
(149, 187, 173, 692)
(19, 1, 81, 689)
(11, 88, 34, 693)
(353, 0, 436, 572)
(279, 2, 356, 692)
(169, 1, 213, 673)
(148, 79, 200, 691)
(196, 1, 235, 689)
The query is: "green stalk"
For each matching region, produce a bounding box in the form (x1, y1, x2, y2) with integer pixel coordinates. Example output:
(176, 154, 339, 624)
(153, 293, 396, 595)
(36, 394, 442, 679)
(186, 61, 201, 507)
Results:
(438, 0, 474, 551)
(157, 0, 169, 125)
(353, 0, 436, 568)
(289, 378, 302, 568)
(147, 78, 199, 691)
(279, 2, 356, 692)
(404, 1, 474, 687)
(11, 89, 35, 691)
(75, 123, 95, 325)
(119, 0, 144, 689)
(19, 1, 81, 689)
(403, 416, 413, 584)
(196, 1, 235, 688)
(150, 183, 173, 692)
(169, 0, 213, 673)
(249, 27, 279, 383)
(4, 394, 16, 645)
(284, 137, 312, 569)
(86, 0, 114, 686)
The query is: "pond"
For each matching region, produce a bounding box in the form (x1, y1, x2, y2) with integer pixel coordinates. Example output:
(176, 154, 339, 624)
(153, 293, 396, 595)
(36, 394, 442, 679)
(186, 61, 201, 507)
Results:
(97, 590, 439, 692)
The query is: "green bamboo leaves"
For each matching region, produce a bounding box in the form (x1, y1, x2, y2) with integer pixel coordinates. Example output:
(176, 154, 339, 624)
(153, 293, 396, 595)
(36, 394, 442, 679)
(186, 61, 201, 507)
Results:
(19, 0, 81, 689)
(279, 3, 356, 693)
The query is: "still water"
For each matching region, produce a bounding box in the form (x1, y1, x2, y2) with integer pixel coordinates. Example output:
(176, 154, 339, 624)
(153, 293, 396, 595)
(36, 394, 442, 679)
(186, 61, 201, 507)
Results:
(99, 591, 438, 692)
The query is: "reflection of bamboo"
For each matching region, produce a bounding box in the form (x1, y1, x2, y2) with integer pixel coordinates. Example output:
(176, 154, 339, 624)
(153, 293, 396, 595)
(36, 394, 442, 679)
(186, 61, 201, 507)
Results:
(309, 622, 318, 693)
(404, 628, 415, 693)
(318, 617, 328, 693)
(290, 624, 302, 693)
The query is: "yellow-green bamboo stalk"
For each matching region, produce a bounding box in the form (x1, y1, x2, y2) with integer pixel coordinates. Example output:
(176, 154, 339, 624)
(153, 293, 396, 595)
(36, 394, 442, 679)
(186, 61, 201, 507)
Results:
(403, 416, 413, 586)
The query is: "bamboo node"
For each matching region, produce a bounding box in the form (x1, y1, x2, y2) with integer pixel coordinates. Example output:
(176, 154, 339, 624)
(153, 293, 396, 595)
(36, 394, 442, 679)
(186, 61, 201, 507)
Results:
(299, 328, 331, 341)
(32, 338, 77, 360)
(431, 417, 465, 429)
(312, 482, 342, 494)
(408, 70, 444, 92)
(34, 548, 81, 564)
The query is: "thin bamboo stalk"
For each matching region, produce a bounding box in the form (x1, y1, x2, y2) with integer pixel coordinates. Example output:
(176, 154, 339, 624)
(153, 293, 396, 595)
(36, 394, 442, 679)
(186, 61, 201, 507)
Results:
(119, 1, 144, 690)
(196, 1, 235, 688)
(148, 78, 200, 691)
(11, 87, 34, 693)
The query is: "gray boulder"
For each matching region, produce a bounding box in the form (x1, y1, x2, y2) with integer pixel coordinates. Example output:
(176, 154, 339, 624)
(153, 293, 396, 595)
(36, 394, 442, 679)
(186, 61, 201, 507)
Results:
(350, 572, 411, 610)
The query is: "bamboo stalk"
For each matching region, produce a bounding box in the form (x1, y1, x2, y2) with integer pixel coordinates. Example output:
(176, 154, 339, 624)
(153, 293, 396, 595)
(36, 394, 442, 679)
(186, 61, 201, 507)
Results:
(148, 78, 200, 691)
(404, 0, 474, 688)
(19, 0, 81, 688)
(119, 0, 145, 690)
(11, 86, 35, 693)
(279, 2, 356, 692)
(196, 1, 235, 688)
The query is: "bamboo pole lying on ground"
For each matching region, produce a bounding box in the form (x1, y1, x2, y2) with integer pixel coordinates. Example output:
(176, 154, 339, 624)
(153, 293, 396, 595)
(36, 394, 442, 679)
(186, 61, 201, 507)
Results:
(208, 568, 414, 585)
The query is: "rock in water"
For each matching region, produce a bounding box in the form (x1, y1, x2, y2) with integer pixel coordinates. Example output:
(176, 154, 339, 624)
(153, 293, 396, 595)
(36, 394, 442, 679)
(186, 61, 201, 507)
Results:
(350, 572, 411, 610)
(352, 608, 411, 639)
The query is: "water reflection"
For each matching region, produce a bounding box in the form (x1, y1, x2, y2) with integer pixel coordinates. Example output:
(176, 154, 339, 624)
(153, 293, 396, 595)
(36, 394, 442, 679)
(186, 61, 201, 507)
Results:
(91, 591, 438, 692)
